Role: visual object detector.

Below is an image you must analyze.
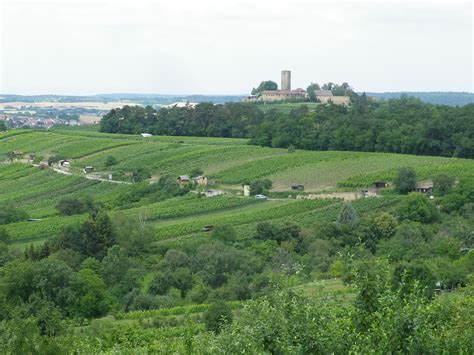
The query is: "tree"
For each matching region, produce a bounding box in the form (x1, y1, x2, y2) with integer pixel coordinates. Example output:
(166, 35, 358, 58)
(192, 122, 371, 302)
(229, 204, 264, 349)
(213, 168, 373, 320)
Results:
(249, 179, 272, 195)
(433, 175, 455, 196)
(396, 193, 438, 223)
(56, 197, 86, 216)
(0, 121, 6, 131)
(132, 167, 151, 182)
(75, 269, 113, 318)
(105, 155, 117, 167)
(336, 203, 358, 226)
(306, 82, 321, 102)
(203, 301, 233, 333)
(212, 225, 236, 243)
(0, 205, 28, 224)
(394, 167, 417, 194)
(47, 154, 66, 166)
(251, 81, 278, 95)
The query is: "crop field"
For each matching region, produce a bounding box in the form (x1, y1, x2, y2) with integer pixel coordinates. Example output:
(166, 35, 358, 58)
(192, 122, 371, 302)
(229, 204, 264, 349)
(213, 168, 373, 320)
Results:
(2, 128, 474, 247)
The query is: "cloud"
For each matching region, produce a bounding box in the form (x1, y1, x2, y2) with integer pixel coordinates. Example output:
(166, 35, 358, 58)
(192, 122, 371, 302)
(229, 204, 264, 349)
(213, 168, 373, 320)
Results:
(1, 0, 472, 94)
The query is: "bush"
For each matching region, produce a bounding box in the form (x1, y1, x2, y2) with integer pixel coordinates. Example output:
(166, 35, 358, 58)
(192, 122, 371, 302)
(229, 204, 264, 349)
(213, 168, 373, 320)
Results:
(396, 193, 438, 223)
(0, 205, 28, 225)
(394, 167, 417, 194)
(105, 156, 117, 167)
(203, 301, 233, 333)
(433, 175, 455, 196)
(249, 179, 272, 195)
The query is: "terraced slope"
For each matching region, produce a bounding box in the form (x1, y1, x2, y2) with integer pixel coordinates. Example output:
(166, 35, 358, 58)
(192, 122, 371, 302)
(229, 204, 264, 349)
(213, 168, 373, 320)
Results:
(2, 129, 474, 247)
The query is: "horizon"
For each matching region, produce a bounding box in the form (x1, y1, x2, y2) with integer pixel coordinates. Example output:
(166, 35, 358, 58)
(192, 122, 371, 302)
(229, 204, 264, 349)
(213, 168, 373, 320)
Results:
(1, 0, 472, 95)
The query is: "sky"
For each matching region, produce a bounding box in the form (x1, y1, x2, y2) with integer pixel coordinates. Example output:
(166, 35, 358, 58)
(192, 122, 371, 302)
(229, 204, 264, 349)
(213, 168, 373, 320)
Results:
(0, 0, 472, 95)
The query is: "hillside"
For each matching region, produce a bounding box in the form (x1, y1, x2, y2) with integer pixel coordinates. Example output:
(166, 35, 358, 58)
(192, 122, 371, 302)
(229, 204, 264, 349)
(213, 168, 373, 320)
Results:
(0, 128, 473, 352)
(2, 128, 474, 243)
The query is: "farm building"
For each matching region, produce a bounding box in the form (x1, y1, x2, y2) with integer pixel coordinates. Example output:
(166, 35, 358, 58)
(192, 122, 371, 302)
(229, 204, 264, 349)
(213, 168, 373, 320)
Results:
(291, 184, 305, 191)
(177, 175, 190, 185)
(260, 88, 307, 102)
(414, 181, 433, 194)
(83, 165, 94, 174)
(204, 189, 224, 197)
(141, 133, 152, 138)
(58, 159, 70, 167)
(374, 181, 388, 189)
(315, 90, 351, 105)
(192, 175, 208, 186)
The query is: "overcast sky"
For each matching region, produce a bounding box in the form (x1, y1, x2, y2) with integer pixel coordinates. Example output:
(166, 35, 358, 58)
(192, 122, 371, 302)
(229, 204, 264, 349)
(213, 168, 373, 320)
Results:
(0, 0, 472, 95)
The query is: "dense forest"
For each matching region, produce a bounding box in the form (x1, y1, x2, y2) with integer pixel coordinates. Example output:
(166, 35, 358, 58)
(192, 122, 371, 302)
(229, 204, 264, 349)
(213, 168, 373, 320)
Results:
(100, 96, 474, 158)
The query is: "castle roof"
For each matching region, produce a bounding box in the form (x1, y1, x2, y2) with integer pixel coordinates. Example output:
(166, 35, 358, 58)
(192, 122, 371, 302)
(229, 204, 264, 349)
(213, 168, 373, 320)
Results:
(314, 90, 333, 97)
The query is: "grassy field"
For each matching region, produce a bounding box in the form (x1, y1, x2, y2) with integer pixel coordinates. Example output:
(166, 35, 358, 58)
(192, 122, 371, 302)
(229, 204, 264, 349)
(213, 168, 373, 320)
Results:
(2, 128, 474, 246)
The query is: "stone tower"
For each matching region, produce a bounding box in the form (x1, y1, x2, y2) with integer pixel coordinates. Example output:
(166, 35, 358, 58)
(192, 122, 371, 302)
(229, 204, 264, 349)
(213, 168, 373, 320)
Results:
(281, 70, 291, 91)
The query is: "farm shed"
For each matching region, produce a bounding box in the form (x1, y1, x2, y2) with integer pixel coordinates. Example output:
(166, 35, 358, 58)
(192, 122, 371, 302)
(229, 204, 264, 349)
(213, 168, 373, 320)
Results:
(83, 165, 94, 174)
(290, 184, 305, 191)
(204, 189, 224, 197)
(192, 175, 208, 186)
(58, 159, 70, 167)
(177, 175, 190, 185)
(414, 181, 433, 194)
(374, 181, 388, 189)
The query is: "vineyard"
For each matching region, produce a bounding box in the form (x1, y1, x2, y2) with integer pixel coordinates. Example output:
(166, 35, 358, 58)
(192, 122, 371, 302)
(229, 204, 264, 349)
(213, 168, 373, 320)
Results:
(2, 129, 474, 246)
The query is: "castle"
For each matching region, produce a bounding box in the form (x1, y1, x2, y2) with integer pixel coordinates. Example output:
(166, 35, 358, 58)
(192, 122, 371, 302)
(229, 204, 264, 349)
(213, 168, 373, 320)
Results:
(244, 70, 351, 105)
(260, 70, 307, 102)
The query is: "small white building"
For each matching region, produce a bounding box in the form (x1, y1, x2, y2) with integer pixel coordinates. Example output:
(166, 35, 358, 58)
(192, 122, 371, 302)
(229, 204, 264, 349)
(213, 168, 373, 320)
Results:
(141, 133, 153, 138)
(204, 189, 224, 197)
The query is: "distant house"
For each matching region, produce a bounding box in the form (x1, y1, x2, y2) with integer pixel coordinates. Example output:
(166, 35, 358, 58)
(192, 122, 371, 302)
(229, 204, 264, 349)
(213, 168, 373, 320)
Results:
(201, 225, 214, 232)
(414, 181, 433, 194)
(204, 189, 224, 197)
(374, 181, 388, 189)
(290, 184, 305, 191)
(141, 133, 152, 138)
(177, 175, 190, 185)
(315, 90, 351, 105)
(192, 175, 208, 186)
(58, 159, 70, 167)
(83, 165, 94, 174)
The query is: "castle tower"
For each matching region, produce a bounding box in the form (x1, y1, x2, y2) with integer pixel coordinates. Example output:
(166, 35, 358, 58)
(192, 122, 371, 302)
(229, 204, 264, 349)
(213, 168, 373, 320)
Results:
(281, 70, 291, 91)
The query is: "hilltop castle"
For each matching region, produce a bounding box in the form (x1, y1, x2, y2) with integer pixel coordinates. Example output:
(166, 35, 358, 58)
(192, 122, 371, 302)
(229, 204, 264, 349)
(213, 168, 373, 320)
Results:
(245, 70, 351, 105)
(260, 70, 307, 102)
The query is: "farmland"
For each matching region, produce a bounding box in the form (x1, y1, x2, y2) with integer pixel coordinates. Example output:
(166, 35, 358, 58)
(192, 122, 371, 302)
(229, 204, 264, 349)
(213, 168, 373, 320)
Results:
(2, 128, 474, 245)
(1, 126, 473, 353)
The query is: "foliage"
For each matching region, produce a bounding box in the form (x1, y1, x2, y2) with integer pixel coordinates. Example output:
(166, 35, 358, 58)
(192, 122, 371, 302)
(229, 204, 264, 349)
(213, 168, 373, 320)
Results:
(251, 80, 278, 95)
(396, 193, 439, 223)
(433, 174, 455, 195)
(105, 155, 118, 167)
(0, 205, 28, 224)
(203, 301, 233, 333)
(394, 167, 417, 194)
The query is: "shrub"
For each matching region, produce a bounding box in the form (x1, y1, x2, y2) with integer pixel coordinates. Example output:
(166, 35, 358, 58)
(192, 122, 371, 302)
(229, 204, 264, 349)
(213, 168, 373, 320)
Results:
(105, 155, 117, 167)
(203, 301, 233, 333)
(394, 167, 417, 194)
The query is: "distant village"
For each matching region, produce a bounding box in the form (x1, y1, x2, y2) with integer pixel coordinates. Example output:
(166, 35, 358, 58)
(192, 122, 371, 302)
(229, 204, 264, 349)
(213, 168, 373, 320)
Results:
(243, 70, 352, 105)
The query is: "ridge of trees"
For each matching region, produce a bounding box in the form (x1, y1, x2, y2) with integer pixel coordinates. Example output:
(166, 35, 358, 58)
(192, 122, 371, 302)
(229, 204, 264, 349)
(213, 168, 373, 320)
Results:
(100, 96, 474, 158)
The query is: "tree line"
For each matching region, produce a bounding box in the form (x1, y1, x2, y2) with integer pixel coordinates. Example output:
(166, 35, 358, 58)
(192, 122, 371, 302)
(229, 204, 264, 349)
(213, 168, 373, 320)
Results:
(100, 95, 474, 158)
